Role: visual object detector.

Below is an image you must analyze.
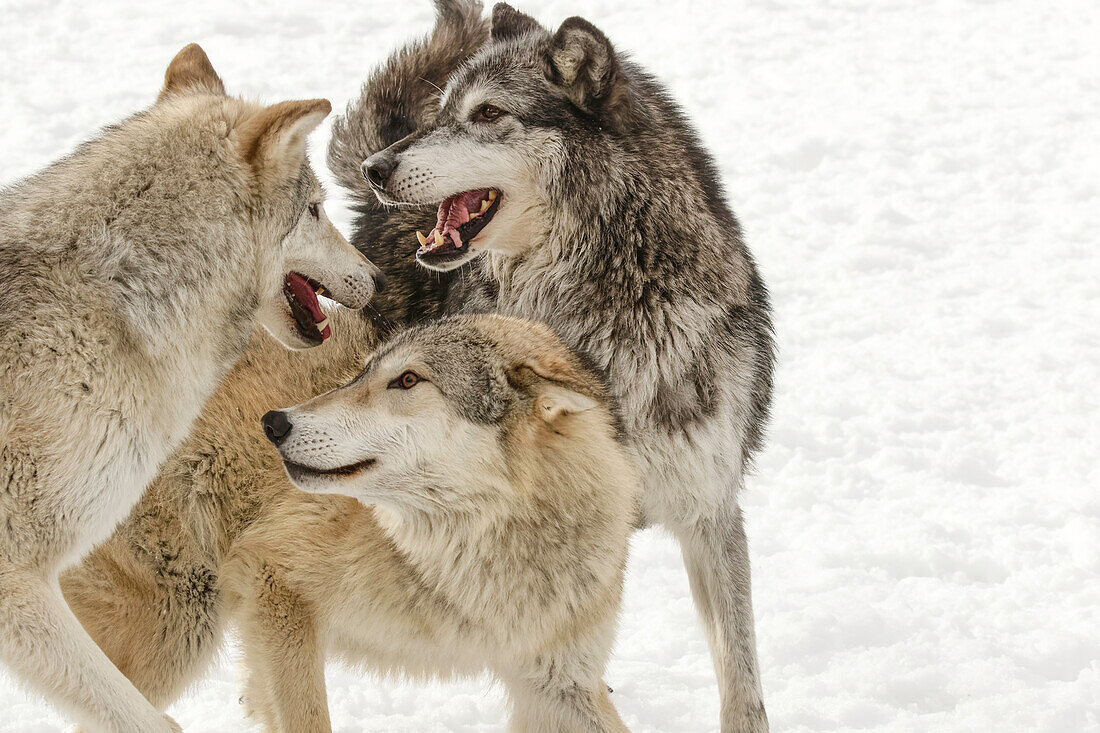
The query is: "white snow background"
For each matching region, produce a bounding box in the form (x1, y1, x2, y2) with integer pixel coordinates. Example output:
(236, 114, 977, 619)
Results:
(1, 0, 1097, 730)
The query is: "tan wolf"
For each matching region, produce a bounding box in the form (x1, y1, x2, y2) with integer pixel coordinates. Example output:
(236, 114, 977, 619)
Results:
(234, 313, 636, 731)
(0, 44, 381, 732)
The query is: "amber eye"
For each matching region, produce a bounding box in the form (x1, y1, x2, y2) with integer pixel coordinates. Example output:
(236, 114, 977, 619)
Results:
(471, 104, 505, 123)
(389, 370, 421, 390)
(307, 202, 320, 220)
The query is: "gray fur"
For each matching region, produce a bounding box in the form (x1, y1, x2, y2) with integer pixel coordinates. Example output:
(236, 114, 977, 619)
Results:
(329, 0, 495, 337)
(331, 3, 775, 730)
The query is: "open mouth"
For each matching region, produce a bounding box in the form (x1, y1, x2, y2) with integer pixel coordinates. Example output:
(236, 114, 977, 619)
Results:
(415, 188, 501, 265)
(283, 457, 377, 482)
(283, 272, 331, 345)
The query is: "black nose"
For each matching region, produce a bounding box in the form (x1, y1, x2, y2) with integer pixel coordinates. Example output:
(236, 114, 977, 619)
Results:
(362, 152, 397, 190)
(261, 410, 292, 446)
(372, 269, 388, 293)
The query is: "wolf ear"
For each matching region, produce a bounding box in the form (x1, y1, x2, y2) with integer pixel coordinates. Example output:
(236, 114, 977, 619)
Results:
(509, 362, 599, 424)
(533, 383, 599, 423)
(545, 17, 621, 113)
(158, 44, 226, 102)
(491, 3, 542, 42)
(235, 99, 331, 188)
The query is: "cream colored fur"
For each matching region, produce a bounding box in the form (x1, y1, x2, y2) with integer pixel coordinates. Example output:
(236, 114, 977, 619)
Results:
(0, 45, 378, 732)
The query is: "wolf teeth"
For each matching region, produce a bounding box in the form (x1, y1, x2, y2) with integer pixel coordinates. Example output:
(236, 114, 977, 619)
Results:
(479, 198, 491, 213)
(314, 317, 328, 333)
(434, 230, 444, 247)
(416, 230, 428, 246)
(487, 190, 497, 202)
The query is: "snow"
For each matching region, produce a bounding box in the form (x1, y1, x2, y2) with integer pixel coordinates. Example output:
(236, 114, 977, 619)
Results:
(2, 0, 1098, 731)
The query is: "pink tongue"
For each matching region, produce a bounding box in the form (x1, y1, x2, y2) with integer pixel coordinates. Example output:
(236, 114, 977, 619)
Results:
(285, 273, 330, 340)
(432, 189, 491, 247)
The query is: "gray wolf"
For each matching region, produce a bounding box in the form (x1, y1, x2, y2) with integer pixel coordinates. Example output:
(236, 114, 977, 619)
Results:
(345, 4, 776, 730)
(0, 44, 380, 732)
(230, 313, 636, 732)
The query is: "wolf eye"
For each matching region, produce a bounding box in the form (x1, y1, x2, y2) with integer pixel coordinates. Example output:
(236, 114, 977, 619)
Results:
(471, 104, 506, 123)
(307, 202, 320, 220)
(389, 370, 422, 390)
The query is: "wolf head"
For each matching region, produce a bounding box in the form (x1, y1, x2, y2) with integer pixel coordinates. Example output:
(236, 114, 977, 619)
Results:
(157, 44, 384, 349)
(261, 314, 616, 515)
(360, 3, 627, 272)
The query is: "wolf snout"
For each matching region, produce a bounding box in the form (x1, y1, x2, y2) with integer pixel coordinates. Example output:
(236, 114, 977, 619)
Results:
(362, 152, 397, 190)
(261, 410, 293, 447)
(312, 257, 385, 310)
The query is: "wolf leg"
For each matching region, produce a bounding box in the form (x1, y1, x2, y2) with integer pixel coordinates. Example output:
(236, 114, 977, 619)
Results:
(236, 629, 279, 732)
(505, 670, 630, 732)
(675, 496, 768, 733)
(0, 565, 179, 733)
(234, 567, 331, 733)
(60, 538, 225, 711)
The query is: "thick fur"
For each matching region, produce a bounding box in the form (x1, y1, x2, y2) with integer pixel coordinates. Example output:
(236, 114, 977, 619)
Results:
(61, 308, 378, 720)
(0, 45, 379, 732)
(57, 2, 765, 729)
(329, 0, 497, 337)
(231, 314, 636, 732)
(57, 0, 502, 725)
(342, 4, 776, 730)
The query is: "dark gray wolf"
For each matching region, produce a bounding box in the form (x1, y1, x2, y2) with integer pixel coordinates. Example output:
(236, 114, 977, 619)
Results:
(0, 44, 380, 732)
(336, 3, 776, 730)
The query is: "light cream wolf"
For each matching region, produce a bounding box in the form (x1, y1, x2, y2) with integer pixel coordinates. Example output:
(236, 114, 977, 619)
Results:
(236, 314, 636, 732)
(0, 44, 381, 731)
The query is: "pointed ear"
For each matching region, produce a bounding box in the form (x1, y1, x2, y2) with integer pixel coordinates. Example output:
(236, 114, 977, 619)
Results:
(491, 3, 542, 42)
(235, 99, 331, 187)
(508, 361, 601, 425)
(545, 17, 621, 112)
(158, 44, 226, 102)
(534, 383, 599, 423)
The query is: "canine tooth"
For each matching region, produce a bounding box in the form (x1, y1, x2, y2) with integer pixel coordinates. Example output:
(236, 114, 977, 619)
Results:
(416, 230, 428, 246)
(479, 198, 491, 213)
(315, 317, 328, 332)
(434, 230, 444, 247)
(487, 190, 497, 201)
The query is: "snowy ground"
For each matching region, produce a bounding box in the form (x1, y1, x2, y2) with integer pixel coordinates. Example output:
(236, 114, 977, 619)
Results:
(2, 0, 1098, 730)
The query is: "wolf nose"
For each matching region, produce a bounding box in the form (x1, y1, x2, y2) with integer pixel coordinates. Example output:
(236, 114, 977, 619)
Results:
(362, 153, 397, 190)
(261, 410, 292, 446)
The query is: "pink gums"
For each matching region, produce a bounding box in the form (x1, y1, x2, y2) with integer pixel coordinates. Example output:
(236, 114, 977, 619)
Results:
(429, 189, 492, 248)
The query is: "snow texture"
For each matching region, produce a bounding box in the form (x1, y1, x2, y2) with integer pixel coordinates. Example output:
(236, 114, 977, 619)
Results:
(1, 0, 1097, 731)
